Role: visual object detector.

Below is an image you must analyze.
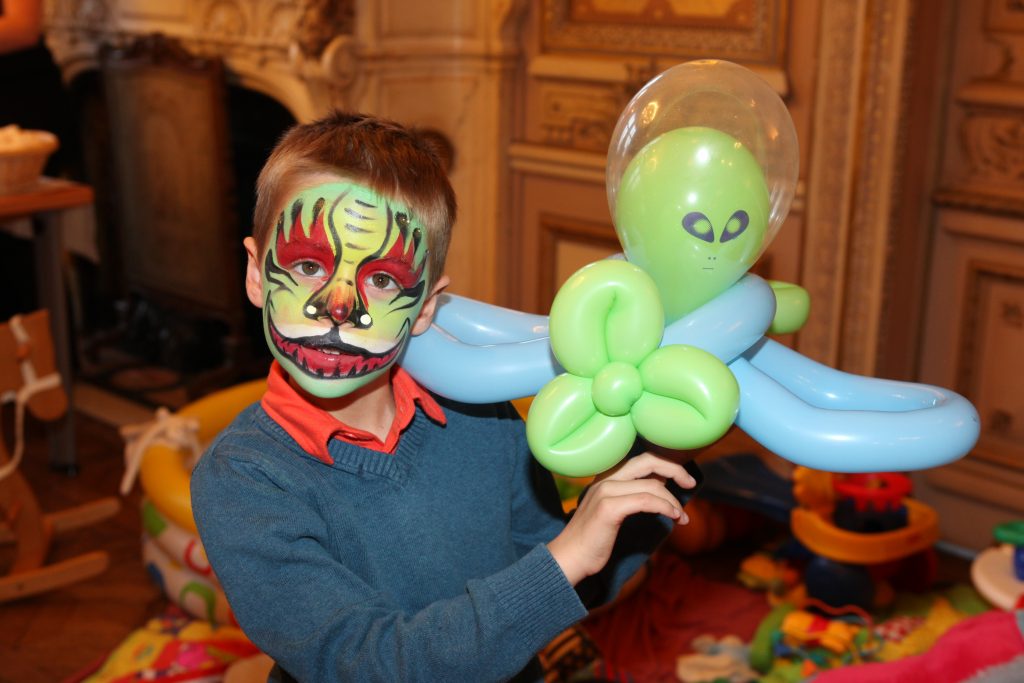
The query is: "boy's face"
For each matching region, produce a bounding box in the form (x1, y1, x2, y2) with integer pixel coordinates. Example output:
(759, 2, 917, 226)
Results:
(249, 180, 434, 398)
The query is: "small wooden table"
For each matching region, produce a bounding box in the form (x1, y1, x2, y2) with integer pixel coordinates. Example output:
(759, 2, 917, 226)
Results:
(0, 178, 95, 472)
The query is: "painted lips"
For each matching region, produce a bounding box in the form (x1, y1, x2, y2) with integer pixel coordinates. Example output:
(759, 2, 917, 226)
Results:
(269, 318, 402, 379)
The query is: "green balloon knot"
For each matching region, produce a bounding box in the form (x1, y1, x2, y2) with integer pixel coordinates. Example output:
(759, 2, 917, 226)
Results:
(592, 361, 644, 417)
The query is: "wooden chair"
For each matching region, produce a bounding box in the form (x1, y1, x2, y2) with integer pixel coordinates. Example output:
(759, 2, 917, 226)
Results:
(0, 309, 119, 602)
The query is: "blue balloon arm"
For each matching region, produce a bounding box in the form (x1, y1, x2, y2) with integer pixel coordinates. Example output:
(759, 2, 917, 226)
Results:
(400, 326, 562, 403)
(402, 274, 776, 404)
(431, 294, 549, 345)
(730, 340, 980, 472)
(743, 337, 957, 410)
(663, 274, 775, 362)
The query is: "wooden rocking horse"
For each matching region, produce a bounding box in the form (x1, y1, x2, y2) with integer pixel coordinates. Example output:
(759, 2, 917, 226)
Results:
(0, 309, 120, 602)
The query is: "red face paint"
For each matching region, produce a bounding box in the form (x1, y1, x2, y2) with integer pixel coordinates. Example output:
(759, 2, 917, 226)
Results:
(275, 200, 336, 278)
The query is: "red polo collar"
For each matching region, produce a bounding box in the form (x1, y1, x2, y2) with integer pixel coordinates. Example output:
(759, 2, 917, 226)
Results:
(260, 361, 446, 464)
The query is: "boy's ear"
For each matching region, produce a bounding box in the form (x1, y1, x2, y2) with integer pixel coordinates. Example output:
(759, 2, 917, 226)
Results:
(243, 237, 264, 308)
(411, 274, 450, 336)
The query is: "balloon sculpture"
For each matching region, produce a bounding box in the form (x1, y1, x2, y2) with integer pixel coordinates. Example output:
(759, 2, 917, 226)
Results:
(401, 60, 979, 477)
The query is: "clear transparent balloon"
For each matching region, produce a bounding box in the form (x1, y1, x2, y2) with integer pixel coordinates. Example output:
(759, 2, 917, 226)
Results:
(607, 59, 799, 258)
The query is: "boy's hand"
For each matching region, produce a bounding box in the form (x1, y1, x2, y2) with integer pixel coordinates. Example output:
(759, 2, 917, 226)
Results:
(546, 453, 695, 586)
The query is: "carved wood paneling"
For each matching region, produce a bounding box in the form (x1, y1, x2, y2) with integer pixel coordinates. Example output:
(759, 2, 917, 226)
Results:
(954, 260, 1024, 471)
(914, 0, 1024, 548)
(541, 0, 786, 65)
(795, 0, 919, 375)
(919, 206, 1024, 544)
(936, 81, 1024, 215)
(537, 214, 620, 308)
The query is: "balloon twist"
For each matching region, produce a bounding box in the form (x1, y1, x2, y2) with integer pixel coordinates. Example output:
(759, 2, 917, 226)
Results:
(526, 260, 740, 477)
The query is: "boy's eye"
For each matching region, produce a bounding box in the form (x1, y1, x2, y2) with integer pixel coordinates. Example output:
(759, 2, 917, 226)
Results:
(368, 272, 398, 290)
(294, 261, 326, 277)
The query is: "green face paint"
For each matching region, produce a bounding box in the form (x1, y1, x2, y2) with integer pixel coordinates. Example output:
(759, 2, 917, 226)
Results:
(614, 126, 770, 321)
(261, 181, 430, 398)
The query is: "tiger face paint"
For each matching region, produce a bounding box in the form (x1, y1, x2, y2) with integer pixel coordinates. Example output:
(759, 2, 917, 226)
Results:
(260, 182, 430, 398)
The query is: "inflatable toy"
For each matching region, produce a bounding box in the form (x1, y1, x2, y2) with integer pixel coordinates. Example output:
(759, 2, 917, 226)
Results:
(143, 534, 235, 625)
(136, 379, 265, 534)
(401, 59, 979, 477)
(142, 498, 217, 581)
(128, 379, 265, 622)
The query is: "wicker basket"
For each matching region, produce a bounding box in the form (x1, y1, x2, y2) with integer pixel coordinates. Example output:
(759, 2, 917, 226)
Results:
(0, 129, 59, 196)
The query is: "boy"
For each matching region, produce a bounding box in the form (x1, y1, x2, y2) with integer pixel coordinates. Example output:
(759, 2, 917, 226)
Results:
(191, 111, 695, 682)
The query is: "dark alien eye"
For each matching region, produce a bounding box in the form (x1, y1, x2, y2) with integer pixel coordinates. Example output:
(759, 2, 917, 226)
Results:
(720, 210, 750, 243)
(395, 212, 410, 229)
(681, 212, 714, 243)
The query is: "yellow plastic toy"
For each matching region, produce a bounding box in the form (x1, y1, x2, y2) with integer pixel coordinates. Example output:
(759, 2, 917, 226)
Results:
(791, 467, 939, 565)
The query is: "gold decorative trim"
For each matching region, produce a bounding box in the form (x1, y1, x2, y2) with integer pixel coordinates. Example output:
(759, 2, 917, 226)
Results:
(527, 54, 790, 96)
(838, 0, 912, 375)
(799, 0, 915, 375)
(935, 186, 1024, 218)
(508, 143, 606, 185)
(799, 0, 864, 366)
(540, 0, 787, 66)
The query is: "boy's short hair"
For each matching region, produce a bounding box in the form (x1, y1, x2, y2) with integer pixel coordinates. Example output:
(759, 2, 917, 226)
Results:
(253, 111, 456, 286)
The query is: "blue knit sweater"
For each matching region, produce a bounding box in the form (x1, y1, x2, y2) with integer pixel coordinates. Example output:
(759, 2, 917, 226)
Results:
(191, 396, 669, 682)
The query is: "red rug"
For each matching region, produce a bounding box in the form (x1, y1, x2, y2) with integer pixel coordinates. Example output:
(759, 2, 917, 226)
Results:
(582, 551, 771, 682)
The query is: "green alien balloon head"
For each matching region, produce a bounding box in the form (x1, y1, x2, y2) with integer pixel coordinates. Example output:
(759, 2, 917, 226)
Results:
(607, 59, 799, 321)
(615, 127, 769, 320)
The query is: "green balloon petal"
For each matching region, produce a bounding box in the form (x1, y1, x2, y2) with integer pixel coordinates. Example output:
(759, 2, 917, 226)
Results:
(633, 345, 739, 449)
(549, 260, 664, 377)
(768, 280, 811, 334)
(526, 373, 637, 477)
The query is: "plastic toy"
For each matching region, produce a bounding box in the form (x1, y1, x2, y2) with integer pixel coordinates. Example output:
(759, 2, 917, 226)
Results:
(970, 520, 1024, 610)
(70, 606, 258, 682)
(123, 378, 265, 623)
(699, 454, 941, 611)
(994, 521, 1024, 581)
(0, 310, 119, 602)
(780, 609, 865, 655)
(791, 468, 940, 610)
(675, 634, 758, 683)
(401, 59, 979, 477)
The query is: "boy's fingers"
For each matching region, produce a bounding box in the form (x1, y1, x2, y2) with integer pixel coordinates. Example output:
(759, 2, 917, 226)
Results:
(596, 491, 687, 525)
(606, 453, 696, 489)
(590, 479, 684, 517)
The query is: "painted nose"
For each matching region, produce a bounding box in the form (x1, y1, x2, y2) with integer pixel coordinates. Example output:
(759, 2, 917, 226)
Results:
(325, 288, 353, 325)
(307, 284, 356, 325)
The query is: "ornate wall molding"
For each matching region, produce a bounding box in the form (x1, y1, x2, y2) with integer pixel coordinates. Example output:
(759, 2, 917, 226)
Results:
(837, 0, 913, 373)
(798, 0, 916, 374)
(937, 80, 1024, 216)
(953, 258, 1024, 471)
(44, 0, 352, 120)
(44, 0, 532, 303)
(540, 0, 786, 66)
(798, 0, 865, 366)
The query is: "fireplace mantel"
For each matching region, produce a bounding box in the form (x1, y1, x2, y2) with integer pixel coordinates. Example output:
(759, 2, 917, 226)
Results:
(45, 0, 531, 302)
